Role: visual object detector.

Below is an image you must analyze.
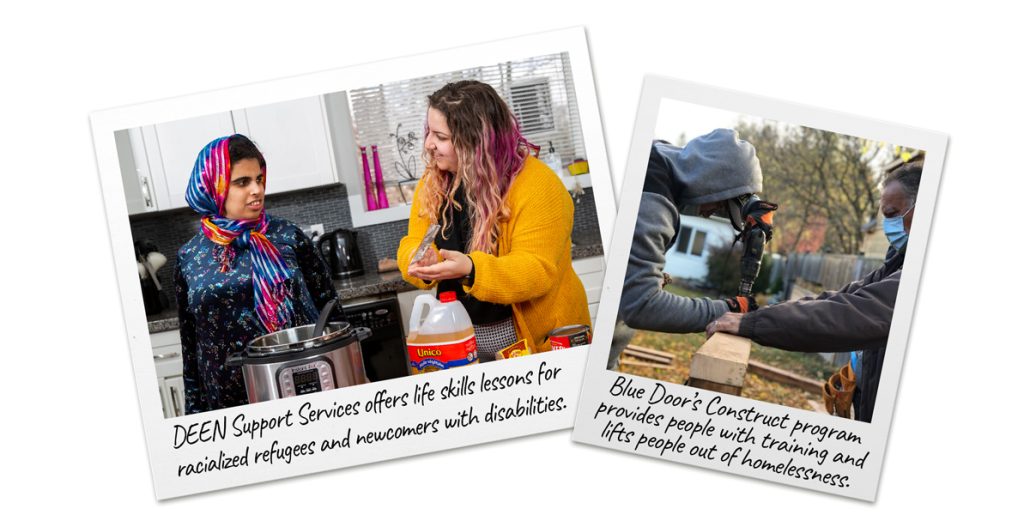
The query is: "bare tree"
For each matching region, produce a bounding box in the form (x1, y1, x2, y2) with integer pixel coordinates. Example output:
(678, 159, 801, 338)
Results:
(735, 121, 912, 255)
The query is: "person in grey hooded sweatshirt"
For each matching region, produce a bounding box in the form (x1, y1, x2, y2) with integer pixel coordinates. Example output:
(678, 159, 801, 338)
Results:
(609, 129, 764, 369)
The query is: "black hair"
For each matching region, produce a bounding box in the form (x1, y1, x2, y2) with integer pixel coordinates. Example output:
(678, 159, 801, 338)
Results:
(227, 134, 266, 170)
(884, 162, 922, 201)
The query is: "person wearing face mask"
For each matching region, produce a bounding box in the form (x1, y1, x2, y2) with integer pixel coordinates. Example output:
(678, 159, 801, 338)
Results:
(609, 130, 768, 369)
(397, 80, 589, 359)
(705, 163, 923, 423)
(175, 134, 338, 414)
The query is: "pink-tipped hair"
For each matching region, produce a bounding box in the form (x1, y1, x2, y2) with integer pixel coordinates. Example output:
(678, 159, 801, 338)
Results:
(419, 81, 537, 253)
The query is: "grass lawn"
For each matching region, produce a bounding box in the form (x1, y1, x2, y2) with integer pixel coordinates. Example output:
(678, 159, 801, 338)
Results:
(617, 286, 838, 411)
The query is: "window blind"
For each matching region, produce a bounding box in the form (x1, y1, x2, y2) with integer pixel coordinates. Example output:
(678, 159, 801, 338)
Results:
(347, 52, 587, 191)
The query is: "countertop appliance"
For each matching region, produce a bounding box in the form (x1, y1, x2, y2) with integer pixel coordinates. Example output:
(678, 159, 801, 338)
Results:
(338, 294, 409, 382)
(319, 229, 365, 279)
(226, 321, 370, 403)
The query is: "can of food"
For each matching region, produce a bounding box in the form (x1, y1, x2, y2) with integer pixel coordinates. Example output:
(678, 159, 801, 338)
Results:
(548, 324, 591, 351)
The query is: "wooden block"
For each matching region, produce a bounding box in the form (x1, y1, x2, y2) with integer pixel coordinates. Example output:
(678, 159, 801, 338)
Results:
(688, 332, 752, 390)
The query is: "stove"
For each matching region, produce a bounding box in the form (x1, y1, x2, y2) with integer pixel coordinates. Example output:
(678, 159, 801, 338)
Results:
(337, 294, 409, 382)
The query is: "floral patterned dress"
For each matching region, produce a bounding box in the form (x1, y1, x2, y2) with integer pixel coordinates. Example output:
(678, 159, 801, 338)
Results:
(174, 216, 337, 414)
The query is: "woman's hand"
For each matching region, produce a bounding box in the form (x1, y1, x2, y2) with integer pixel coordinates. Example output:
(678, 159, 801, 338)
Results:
(409, 245, 440, 269)
(705, 312, 744, 339)
(408, 249, 472, 282)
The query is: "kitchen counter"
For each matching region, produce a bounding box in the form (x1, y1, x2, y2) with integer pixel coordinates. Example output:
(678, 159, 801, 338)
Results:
(145, 242, 603, 334)
(332, 271, 415, 300)
(146, 271, 415, 333)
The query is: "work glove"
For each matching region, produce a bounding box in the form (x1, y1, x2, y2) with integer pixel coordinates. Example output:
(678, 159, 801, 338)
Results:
(743, 200, 778, 241)
(724, 295, 757, 313)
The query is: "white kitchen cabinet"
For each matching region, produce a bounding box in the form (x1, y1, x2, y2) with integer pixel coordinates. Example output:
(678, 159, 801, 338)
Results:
(572, 255, 605, 327)
(231, 96, 337, 194)
(141, 112, 237, 211)
(151, 330, 185, 419)
(116, 130, 154, 214)
(161, 375, 186, 419)
(120, 95, 338, 213)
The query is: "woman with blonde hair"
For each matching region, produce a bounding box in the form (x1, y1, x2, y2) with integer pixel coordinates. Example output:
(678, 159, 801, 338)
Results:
(398, 80, 589, 359)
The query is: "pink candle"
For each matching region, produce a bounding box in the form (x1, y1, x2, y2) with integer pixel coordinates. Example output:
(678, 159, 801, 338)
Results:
(372, 145, 389, 209)
(360, 146, 378, 210)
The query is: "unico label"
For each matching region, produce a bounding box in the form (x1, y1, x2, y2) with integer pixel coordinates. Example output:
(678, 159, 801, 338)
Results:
(407, 334, 478, 373)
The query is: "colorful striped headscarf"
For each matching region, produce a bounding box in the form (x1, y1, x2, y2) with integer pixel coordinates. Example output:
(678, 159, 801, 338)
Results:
(186, 136, 295, 333)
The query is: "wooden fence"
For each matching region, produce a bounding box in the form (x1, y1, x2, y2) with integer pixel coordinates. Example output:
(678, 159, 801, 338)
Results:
(776, 252, 884, 367)
(782, 252, 883, 297)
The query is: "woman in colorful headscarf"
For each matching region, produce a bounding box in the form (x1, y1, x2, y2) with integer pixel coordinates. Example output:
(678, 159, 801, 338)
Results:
(175, 134, 337, 414)
(398, 80, 590, 361)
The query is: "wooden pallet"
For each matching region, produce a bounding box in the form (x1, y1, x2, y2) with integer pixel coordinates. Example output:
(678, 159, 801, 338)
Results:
(620, 359, 675, 370)
(746, 360, 824, 395)
(622, 344, 675, 367)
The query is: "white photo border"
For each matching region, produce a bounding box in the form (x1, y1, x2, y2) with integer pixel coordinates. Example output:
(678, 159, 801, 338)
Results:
(571, 76, 948, 501)
(89, 27, 615, 499)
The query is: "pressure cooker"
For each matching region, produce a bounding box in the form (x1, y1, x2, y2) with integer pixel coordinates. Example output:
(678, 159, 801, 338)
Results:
(226, 300, 371, 403)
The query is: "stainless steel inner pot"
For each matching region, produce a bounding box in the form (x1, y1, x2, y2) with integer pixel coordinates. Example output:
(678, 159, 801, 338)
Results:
(247, 321, 355, 355)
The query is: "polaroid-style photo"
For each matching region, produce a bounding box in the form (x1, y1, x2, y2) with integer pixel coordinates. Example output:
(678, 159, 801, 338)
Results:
(572, 77, 947, 500)
(90, 27, 614, 499)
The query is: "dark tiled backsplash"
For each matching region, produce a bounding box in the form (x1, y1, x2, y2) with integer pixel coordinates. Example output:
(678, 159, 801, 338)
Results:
(129, 184, 601, 309)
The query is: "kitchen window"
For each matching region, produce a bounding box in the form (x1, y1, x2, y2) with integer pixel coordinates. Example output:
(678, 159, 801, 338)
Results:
(509, 78, 556, 135)
(343, 52, 587, 226)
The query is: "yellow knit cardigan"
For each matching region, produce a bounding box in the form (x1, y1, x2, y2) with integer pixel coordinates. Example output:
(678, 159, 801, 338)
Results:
(397, 156, 590, 353)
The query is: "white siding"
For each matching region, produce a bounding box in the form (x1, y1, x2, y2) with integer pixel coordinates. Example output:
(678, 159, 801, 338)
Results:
(664, 215, 736, 281)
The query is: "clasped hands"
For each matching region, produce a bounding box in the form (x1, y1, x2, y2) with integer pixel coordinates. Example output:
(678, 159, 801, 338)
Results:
(407, 247, 473, 282)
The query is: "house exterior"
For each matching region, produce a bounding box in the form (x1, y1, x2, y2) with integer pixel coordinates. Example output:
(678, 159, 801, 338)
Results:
(664, 215, 736, 281)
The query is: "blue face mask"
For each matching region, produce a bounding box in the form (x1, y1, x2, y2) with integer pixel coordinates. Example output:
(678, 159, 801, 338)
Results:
(882, 206, 913, 251)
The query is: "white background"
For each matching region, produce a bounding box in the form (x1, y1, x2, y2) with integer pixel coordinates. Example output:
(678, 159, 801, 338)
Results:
(3, 1, 1025, 511)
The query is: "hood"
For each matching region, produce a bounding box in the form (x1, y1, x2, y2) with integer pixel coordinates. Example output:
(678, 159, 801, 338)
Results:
(648, 128, 763, 211)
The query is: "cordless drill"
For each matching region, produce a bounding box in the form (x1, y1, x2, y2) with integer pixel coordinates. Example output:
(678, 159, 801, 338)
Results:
(726, 196, 777, 312)
(738, 196, 777, 295)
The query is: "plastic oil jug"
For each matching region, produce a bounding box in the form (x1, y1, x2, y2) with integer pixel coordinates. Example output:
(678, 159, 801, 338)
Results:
(407, 291, 478, 374)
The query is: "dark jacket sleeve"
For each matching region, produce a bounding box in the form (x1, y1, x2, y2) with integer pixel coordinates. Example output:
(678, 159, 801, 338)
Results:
(619, 192, 729, 333)
(294, 227, 338, 312)
(175, 257, 206, 415)
(737, 267, 901, 352)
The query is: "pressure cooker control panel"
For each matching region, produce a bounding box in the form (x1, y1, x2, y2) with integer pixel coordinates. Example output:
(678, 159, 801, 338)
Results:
(277, 360, 334, 396)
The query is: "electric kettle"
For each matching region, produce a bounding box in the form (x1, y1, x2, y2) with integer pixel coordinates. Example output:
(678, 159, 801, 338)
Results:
(319, 229, 365, 278)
